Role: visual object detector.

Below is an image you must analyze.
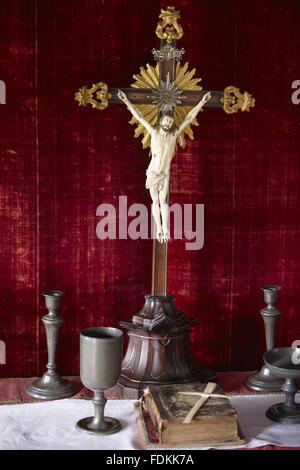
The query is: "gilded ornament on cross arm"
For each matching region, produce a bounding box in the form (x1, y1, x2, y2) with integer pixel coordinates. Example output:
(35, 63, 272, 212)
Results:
(75, 82, 112, 111)
(221, 85, 255, 114)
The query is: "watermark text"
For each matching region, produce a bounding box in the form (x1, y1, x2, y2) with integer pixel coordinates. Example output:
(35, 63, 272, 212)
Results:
(0, 340, 6, 364)
(96, 196, 204, 250)
(291, 340, 300, 365)
(0, 80, 6, 104)
(291, 80, 300, 104)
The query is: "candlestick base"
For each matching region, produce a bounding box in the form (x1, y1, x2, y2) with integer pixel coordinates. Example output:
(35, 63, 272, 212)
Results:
(245, 365, 284, 392)
(26, 372, 76, 400)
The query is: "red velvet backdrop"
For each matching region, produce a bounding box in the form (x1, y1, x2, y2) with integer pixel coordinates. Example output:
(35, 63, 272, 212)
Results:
(0, 0, 300, 378)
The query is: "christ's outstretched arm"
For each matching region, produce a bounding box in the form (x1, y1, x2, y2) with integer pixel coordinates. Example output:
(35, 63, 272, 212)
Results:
(176, 91, 212, 136)
(118, 90, 154, 135)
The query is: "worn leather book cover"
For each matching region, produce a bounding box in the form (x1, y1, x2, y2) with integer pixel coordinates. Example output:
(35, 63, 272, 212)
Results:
(138, 383, 245, 447)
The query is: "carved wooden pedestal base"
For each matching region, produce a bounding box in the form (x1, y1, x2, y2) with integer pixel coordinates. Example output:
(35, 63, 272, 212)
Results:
(118, 294, 217, 399)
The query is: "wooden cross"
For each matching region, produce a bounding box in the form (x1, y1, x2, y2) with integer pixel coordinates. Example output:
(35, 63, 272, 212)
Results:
(179, 382, 231, 424)
(75, 6, 254, 301)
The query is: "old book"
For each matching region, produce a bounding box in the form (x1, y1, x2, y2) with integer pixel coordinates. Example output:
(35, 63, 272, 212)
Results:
(139, 382, 244, 447)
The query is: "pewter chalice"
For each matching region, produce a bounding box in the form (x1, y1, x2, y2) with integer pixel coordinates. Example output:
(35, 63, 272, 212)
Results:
(264, 347, 300, 424)
(76, 327, 123, 435)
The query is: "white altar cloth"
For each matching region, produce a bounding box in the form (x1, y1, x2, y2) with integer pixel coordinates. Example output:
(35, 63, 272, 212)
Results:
(0, 394, 299, 450)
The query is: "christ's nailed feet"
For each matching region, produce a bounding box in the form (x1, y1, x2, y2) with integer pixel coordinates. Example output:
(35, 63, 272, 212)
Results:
(156, 228, 170, 243)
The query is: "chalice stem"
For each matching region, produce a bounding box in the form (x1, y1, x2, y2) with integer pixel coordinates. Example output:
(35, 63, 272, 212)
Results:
(92, 391, 107, 430)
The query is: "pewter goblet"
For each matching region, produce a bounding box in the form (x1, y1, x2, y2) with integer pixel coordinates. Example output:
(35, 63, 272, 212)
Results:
(76, 327, 123, 435)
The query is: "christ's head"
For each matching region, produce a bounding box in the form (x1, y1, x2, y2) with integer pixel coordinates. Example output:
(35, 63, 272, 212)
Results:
(159, 113, 175, 132)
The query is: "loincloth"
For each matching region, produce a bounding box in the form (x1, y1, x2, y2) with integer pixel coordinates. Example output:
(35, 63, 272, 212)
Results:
(145, 170, 166, 191)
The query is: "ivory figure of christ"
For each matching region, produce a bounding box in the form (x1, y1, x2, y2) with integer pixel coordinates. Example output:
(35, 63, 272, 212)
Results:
(117, 89, 212, 243)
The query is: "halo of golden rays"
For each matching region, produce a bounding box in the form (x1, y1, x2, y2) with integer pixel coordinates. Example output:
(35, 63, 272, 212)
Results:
(130, 62, 203, 152)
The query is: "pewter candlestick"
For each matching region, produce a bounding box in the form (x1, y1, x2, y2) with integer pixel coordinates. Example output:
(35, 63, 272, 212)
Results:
(26, 290, 76, 400)
(245, 285, 284, 392)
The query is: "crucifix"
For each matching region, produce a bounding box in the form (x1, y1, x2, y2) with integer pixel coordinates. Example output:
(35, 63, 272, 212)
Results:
(75, 6, 254, 398)
(117, 87, 211, 244)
